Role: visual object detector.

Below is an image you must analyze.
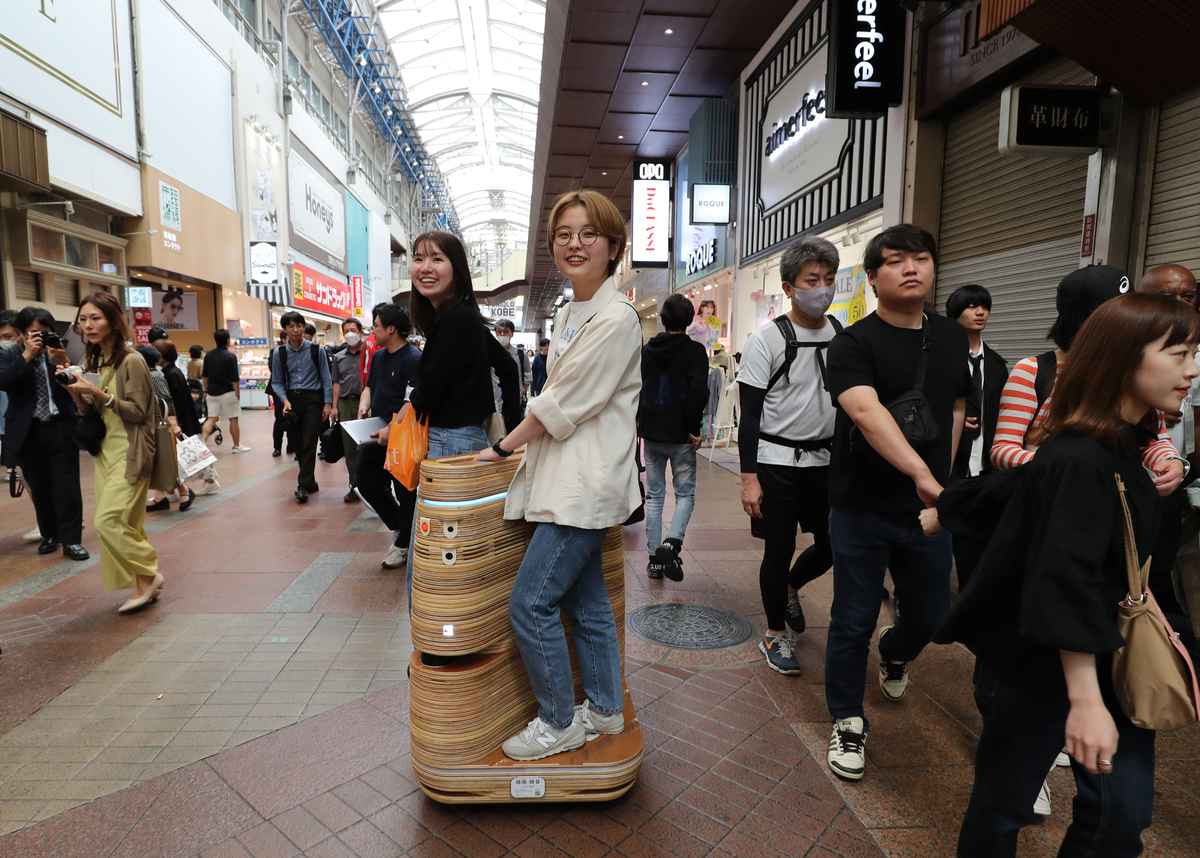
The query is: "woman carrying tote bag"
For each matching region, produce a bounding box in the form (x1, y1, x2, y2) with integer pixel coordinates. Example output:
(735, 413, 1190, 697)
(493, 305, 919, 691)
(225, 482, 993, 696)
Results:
(940, 293, 1199, 856)
(479, 190, 642, 760)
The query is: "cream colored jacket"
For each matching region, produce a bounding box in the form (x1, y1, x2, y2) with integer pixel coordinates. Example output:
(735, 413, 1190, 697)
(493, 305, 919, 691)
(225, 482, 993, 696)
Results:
(505, 279, 642, 529)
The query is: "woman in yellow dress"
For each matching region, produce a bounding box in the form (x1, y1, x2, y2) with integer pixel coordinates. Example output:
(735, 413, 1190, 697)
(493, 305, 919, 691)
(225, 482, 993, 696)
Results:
(67, 292, 164, 614)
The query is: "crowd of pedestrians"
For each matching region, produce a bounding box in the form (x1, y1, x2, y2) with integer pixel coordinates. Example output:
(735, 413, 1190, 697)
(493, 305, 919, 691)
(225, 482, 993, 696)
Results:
(0, 186, 1195, 856)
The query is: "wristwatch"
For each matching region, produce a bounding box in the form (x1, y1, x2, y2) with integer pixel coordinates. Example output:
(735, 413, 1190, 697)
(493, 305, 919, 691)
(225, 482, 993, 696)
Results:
(492, 440, 513, 458)
(1167, 454, 1191, 479)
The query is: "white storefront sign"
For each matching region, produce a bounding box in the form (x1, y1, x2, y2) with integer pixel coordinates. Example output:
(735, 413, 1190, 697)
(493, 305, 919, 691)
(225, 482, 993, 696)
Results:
(691, 184, 730, 225)
(288, 150, 346, 263)
(631, 160, 670, 268)
(489, 296, 525, 328)
(759, 43, 851, 211)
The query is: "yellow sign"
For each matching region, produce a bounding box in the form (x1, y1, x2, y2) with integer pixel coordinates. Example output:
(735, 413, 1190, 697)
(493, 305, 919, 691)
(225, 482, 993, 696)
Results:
(830, 264, 868, 327)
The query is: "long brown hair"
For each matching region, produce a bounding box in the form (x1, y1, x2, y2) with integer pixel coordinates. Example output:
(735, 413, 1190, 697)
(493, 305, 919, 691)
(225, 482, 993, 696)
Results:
(408, 232, 480, 336)
(80, 290, 132, 371)
(1044, 293, 1199, 447)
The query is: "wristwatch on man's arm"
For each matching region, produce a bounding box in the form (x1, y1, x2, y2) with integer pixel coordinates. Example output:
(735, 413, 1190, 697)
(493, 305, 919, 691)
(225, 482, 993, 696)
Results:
(492, 440, 514, 458)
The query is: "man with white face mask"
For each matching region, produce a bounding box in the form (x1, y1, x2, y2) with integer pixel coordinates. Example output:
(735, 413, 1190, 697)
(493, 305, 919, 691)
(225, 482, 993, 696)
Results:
(331, 317, 367, 502)
(492, 318, 530, 420)
(738, 236, 842, 676)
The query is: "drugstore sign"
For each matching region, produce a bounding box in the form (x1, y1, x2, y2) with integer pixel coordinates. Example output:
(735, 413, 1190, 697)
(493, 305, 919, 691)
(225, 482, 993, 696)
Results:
(291, 262, 352, 317)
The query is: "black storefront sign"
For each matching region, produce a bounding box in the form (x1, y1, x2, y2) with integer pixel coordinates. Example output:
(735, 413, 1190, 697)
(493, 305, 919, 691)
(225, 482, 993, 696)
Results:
(825, 0, 907, 118)
(1012, 86, 1105, 148)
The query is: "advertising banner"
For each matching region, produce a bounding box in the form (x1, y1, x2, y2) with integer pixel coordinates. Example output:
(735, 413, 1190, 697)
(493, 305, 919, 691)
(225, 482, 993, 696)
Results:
(631, 159, 671, 268)
(291, 262, 352, 318)
(288, 150, 345, 263)
(151, 284, 199, 331)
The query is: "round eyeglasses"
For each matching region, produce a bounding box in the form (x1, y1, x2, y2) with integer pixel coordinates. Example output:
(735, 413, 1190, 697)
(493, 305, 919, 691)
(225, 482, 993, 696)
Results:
(553, 227, 601, 247)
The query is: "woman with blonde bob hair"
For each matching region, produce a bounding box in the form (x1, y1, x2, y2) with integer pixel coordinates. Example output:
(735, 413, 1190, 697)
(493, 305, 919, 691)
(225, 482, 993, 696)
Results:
(941, 293, 1199, 855)
(479, 190, 641, 760)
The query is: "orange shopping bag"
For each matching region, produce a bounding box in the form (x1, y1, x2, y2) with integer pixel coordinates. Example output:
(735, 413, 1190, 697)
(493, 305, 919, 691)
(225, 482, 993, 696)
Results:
(385, 403, 428, 491)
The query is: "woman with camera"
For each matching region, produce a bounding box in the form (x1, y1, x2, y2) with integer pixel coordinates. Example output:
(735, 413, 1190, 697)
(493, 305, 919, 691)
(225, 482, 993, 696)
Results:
(65, 292, 164, 614)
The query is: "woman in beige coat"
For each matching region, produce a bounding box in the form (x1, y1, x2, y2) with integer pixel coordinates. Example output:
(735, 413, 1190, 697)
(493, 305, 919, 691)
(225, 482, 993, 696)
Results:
(67, 291, 164, 614)
(479, 190, 642, 761)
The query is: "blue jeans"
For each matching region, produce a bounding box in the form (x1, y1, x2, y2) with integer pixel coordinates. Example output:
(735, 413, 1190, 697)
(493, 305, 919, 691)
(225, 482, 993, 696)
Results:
(510, 523, 623, 729)
(643, 441, 697, 552)
(824, 506, 953, 727)
(407, 423, 490, 618)
(958, 667, 1155, 857)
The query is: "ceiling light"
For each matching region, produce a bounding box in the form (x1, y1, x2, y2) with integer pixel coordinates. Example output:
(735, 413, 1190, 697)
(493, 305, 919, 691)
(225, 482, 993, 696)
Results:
(640, 81, 649, 87)
(359, 56, 367, 67)
(373, 85, 381, 94)
(602, 171, 608, 176)
(385, 108, 392, 117)
(664, 28, 674, 35)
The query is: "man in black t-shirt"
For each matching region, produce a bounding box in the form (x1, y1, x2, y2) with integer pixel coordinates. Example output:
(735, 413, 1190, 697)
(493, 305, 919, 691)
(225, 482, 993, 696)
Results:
(354, 302, 421, 570)
(823, 224, 971, 784)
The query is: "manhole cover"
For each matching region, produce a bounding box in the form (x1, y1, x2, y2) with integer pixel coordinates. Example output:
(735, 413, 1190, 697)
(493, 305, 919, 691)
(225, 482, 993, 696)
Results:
(628, 604, 753, 650)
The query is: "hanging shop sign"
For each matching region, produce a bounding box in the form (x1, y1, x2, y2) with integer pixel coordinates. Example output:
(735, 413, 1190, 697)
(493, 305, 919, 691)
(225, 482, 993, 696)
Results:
(826, 0, 907, 117)
(249, 241, 278, 286)
(350, 274, 364, 317)
(631, 159, 671, 269)
(288, 149, 346, 263)
(999, 85, 1112, 155)
(690, 184, 730, 225)
(685, 239, 718, 276)
(126, 285, 152, 308)
(290, 261, 353, 318)
(759, 43, 850, 212)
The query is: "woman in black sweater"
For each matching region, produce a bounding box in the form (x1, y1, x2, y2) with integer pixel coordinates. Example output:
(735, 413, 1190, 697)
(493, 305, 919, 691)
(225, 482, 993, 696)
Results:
(939, 293, 1198, 856)
(405, 231, 520, 456)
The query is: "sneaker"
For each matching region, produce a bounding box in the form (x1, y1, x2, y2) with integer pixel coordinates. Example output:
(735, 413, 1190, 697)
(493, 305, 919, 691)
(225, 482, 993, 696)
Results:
(197, 479, 221, 496)
(272, 449, 282, 458)
(662, 538, 684, 582)
(646, 559, 663, 580)
(1033, 779, 1052, 816)
(232, 446, 252, 454)
(649, 541, 684, 582)
(502, 716, 586, 761)
(381, 545, 407, 570)
(1055, 751, 1071, 768)
(828, 717, 868, 781)
(344, 489, 360, 503)
(21, 528, 41, 543)
(877, 625, 910, 701)
(574, 699, 624, 742)
(294, 487, 309, 504)
(785, 587, 806, 634)
(758, 634, 802, 675)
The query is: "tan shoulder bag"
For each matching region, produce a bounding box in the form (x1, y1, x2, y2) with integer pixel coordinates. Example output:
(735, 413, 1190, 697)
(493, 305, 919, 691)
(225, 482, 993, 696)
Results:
(1112, 474, 1200, 730)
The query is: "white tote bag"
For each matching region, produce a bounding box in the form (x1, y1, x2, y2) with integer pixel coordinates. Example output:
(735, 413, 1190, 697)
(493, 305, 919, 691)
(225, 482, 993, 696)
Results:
(176, 434, 217, 479)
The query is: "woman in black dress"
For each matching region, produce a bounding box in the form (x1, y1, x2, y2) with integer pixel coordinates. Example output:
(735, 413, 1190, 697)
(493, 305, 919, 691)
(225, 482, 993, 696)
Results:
(941, 293, 1198, 856)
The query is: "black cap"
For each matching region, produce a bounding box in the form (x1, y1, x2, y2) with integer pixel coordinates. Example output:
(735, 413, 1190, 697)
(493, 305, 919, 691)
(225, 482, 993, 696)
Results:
(1056, 265, 1132, 318)
(147, 325, 167, 342)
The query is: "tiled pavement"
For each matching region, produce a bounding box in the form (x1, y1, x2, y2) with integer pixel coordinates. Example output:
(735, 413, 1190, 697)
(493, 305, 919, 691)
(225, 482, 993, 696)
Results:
(0, 412, 1197, 857)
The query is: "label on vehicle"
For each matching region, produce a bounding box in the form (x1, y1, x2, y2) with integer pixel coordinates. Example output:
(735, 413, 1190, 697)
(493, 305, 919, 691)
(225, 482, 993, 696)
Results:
(510, 776, 545, 799)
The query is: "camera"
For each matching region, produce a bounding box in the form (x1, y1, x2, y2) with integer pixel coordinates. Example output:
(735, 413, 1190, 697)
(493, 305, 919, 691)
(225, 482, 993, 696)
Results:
(34, 330, 63, 349)
(54, 366, 82, 386)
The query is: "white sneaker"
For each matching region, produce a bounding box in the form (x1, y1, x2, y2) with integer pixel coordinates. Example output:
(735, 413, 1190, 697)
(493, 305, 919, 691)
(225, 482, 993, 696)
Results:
(381, 545, 408, 569)
(232, 446, 252, 454)
(197, 479, 221, 496)
(502, 716, 586, 761)
(1055, 751, 1071, 768)
(21, 528, 42, 543)
(828, 717, 868, 781)
(1033, 779, 1052, 816)
(574, 699, 624, 742)
(877, 625, 911, 701)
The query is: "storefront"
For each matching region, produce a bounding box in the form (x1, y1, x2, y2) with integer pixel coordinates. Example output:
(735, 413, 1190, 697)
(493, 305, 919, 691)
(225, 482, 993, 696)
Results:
(120, 164, 243, 356)
(1134, 85, 1200, 281)
(673, 143, 734, 350)
(273, 252, 354, 345)
(731, 0, 889, 353)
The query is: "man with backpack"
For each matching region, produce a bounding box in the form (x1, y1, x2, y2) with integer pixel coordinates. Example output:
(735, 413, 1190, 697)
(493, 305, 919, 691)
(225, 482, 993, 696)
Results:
(738, 236, 843, 676)
(270, 311, 333, 504)
(637, 294, 710, 582)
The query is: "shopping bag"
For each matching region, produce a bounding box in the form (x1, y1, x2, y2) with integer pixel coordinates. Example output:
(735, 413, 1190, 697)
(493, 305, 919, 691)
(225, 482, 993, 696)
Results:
(177, 434, 218, 479)
(385, 403, 428, 491)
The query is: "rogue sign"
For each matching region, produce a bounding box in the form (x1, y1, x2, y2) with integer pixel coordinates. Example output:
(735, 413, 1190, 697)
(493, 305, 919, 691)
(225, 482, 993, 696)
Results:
(826, 0, 907, 118)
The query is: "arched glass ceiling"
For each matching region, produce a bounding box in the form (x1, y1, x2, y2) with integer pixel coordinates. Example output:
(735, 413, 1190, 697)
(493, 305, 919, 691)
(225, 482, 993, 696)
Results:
(375, 0, 543, 259)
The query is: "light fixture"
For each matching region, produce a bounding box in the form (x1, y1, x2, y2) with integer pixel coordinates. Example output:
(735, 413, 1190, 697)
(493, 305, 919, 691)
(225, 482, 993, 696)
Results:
(385, 108, 392, 117)
(602, 171, 608, 176)
(359, 56, 367, 67)
(373, 84, 381, 94)
(664, 28, 674, 35)
(640, 80, 649, 87)
(617, 134, 624, 140)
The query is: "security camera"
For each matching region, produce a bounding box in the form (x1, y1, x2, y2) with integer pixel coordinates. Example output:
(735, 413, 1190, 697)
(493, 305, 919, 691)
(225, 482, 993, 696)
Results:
(63, 201, 75, 217)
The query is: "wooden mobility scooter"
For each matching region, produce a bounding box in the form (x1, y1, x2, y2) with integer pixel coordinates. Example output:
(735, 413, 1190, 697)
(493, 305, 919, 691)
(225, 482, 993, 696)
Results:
(407, 453, 644, 803)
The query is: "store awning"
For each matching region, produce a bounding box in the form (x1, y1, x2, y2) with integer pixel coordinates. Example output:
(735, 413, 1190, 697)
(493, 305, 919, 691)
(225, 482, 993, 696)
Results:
(979, 0, 1200, 103)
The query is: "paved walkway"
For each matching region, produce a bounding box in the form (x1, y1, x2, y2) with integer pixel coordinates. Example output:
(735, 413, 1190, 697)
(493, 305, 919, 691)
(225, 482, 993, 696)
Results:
(0, 412, 1196, 857)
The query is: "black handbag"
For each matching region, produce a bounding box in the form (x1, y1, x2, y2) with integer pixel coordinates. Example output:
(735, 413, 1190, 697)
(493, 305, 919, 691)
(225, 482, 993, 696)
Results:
(319, 420, 345, 463)
(72, 410, 106, 456)
(623, 438, 646, 526)
(850, 318, 939, 451)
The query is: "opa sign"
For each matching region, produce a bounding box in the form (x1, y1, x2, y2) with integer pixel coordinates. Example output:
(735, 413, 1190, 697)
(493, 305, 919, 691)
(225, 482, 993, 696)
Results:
(632, 159, 671, 269)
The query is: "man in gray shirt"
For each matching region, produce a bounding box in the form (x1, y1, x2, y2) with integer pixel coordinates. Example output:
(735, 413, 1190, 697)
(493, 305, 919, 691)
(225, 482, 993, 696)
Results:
(270, 311, 333, 504)
(331, 317, 367, 503)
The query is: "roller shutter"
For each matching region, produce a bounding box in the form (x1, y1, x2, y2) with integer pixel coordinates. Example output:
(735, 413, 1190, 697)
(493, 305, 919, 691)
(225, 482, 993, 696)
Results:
(1143, 88, 1200, 277)
(936, 57, 1094, 364)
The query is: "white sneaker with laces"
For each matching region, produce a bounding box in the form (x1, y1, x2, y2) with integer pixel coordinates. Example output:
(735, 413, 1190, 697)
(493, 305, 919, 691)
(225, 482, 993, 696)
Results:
(381, 545, 408, 569)
(197, 479, 221, 496)
(1033, 779, 1052, 816)
(574, 700, 624, 742)
(502, 716, 586, 761)
(21, 528, 42, 543)
(877, 625, 910, 701)
(828, 717, 868, 781)
(232, 446, 252, 454)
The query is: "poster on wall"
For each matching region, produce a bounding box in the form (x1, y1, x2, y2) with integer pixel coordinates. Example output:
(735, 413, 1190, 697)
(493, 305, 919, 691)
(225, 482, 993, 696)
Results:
(151, 284, 199, 331)
(830, 264, 870, 326)
(291, 262, 353, 318)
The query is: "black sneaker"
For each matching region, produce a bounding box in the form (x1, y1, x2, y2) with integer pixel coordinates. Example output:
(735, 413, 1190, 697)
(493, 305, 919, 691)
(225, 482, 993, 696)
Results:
(647, 559, 664, 580)
(785, 587, 806, 634)
(272, 449, 282, 458)
(657, 539, 684, 582)
(294, 487, 309, 504)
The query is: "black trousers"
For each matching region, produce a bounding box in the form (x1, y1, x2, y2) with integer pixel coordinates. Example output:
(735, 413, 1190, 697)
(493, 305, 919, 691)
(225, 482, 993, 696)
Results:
(756, 463, 833, 630)
(356, 442, 416, 544)
(19, 417, 83, 545)
(271, 394, 295, 454)
(287, 389, 324, 490)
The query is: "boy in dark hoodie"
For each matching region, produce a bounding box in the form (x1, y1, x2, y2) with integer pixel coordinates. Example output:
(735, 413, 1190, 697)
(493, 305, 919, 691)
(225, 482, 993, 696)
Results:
(637, 294, 710, 581)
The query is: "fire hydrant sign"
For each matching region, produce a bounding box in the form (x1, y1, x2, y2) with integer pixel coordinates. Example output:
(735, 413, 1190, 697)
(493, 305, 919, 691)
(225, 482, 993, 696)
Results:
(291, 262, 353, 318)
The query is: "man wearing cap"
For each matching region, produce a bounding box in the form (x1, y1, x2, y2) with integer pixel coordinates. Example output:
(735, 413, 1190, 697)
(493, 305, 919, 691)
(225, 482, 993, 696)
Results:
(988, 263, 1186, 818)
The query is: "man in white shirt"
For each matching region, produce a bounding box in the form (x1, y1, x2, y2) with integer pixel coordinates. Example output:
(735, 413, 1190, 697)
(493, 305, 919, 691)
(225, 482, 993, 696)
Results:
(739, 236, 842, 676)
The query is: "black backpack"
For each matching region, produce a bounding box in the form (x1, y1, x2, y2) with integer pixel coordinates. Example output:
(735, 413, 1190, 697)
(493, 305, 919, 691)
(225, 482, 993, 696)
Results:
(275, 342, 323, 390)
(765, 314, 844, 394)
